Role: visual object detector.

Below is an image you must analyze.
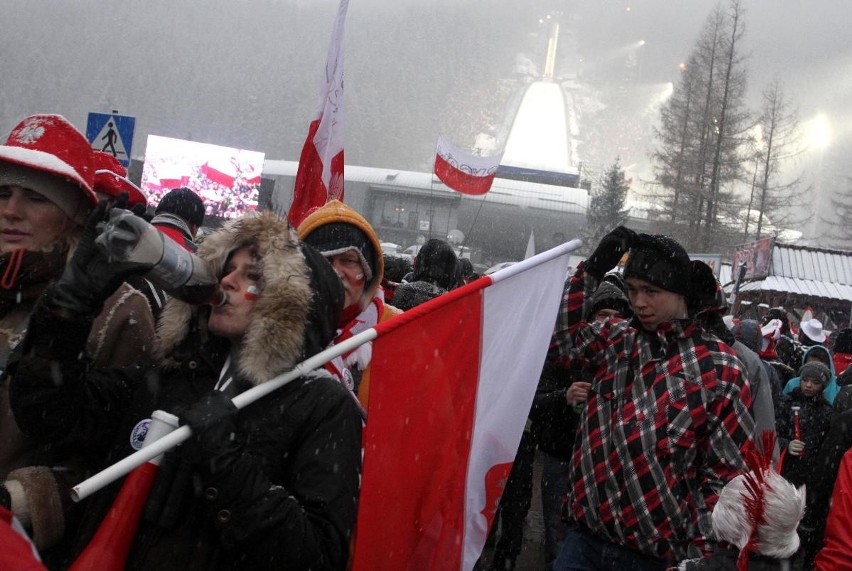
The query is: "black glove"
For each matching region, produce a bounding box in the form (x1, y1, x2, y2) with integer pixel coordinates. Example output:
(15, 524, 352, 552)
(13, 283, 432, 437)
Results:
(180, 390, 242, 475)
(585, 226, 636, 280)
(47, 198, 151, 317)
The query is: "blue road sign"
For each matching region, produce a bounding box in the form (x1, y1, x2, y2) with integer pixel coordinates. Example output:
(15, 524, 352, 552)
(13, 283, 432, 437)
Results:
(86, 112, 135, 168)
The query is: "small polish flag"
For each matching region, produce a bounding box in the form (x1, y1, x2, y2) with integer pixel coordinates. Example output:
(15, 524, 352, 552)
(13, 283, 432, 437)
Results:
(352, 240, 580, 571)
(433, 135, 503, 196)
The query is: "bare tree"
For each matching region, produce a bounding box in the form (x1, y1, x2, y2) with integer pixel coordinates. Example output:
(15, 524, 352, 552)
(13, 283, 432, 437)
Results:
(746, 77, 807, 240)
(822, 176, 852, 248)
(649, 0, 752, 251)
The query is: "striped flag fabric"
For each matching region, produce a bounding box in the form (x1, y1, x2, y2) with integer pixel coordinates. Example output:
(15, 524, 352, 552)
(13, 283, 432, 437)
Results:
(0, 506, 46, 570)
(433, 135, 503, 196)
(352, 240, 580, 571)
(288, 0, 349, 228)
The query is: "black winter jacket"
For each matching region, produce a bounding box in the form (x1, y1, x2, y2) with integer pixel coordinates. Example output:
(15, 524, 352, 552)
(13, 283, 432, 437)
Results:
(775, 388, 833, 487)
(9, 214, 362, 571)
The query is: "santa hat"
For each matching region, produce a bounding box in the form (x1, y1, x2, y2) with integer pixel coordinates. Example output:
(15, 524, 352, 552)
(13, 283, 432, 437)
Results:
(92, 151, 147, 207)
(0, 114, 97, 225)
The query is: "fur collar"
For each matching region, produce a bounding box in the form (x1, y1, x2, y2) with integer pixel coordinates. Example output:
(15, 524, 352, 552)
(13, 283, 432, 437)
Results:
(156, 212, 312, 385)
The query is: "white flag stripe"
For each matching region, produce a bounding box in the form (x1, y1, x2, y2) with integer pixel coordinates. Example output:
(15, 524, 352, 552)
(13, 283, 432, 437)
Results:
(314, 0, 348, 189)
(490, 240, 582, 285)
(461, 245, 574, 571)
(436, 135, 503, 174)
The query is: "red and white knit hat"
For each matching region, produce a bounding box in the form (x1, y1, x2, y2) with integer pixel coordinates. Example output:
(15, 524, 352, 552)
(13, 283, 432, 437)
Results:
(0, 114, 97, 225)
(92, 151, 147, 207)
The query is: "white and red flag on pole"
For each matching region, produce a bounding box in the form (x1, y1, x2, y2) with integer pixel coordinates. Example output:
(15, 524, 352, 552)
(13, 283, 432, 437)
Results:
(351, 239, 580, 571)
(433, 135, 503, 196)
(287, 0, 349, 228)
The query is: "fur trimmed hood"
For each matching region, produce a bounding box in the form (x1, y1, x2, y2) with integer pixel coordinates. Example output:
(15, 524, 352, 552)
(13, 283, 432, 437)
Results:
(156, 211, 343, 385)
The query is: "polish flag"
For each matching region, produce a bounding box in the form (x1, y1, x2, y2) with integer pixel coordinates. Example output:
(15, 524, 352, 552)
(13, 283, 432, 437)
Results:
(0, 507, 46, 570)
(288, 0, 349, 228)
(815, 448, 852, 570)
(352, 240, 580, 571)
(433, 135, 503, 196)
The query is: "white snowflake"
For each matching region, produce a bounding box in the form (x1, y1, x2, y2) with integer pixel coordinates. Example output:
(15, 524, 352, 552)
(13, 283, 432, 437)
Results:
(15, 118, 45, 144)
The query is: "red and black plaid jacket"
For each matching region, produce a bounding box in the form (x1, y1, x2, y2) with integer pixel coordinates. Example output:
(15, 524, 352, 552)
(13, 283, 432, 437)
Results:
(550, 262, 754, 562)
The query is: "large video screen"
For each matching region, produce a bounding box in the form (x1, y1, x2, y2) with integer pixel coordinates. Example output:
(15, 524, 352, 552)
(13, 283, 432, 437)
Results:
(140, 135, 265, 219)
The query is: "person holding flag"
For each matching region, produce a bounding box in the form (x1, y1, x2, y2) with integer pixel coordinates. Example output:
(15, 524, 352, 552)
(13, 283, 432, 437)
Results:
(298, 199, 401, 411)
(550, 228, 755, 570)
(8, 208, 362, 570)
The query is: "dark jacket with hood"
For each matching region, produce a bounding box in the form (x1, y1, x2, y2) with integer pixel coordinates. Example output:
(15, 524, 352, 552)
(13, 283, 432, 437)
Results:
(9, 213, 362, 570)
(775, 386, 833, 487)
(393, 238, 458, 311)
(782, 344, 840, 405)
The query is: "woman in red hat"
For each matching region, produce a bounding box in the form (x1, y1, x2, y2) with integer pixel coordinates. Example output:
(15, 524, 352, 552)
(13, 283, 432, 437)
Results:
(0, 114, 156, 562)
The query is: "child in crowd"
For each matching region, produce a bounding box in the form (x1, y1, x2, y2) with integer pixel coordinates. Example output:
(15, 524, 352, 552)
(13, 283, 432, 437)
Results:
(776, 362, 834, 487)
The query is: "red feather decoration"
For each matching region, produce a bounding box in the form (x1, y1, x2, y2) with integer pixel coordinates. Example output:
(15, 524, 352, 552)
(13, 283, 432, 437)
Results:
(736, 431, 778, 571)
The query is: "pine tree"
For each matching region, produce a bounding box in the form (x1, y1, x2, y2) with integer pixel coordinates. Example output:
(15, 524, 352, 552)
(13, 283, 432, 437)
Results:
(583, 159, 631, 253)
(649, 0, 752, 251)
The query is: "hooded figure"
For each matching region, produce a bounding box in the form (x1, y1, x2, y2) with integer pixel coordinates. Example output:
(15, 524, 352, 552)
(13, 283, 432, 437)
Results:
(392, 238, 458, 311)
(298, 200, 401, 411)
(776, 360, 834, 487)
(9, 211, 362, 570)
(782, 344, 840, 404)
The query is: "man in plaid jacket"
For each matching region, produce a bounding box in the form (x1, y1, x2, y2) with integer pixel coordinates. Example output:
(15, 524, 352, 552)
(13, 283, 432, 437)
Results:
(551, 228, 755, 571)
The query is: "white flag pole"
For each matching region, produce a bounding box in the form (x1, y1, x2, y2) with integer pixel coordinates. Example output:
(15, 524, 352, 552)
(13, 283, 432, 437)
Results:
(71, 327, 378, 503)
(72, 239, 584, 502)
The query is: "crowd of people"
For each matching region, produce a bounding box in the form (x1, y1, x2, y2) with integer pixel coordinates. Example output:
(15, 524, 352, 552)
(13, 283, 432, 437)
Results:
(0, 112, 850, 571)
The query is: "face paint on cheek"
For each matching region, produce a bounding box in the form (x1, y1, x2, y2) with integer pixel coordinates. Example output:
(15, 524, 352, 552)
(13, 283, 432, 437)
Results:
(244, 284, 261, 301)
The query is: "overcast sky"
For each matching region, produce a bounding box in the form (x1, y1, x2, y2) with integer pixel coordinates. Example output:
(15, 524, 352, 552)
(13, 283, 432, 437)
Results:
(2, 0, 849, 209)
(571, 0, 851, 156)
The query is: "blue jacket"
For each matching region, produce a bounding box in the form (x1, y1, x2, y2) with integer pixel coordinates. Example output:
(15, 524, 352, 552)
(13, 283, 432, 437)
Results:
(783, 345, 840, 404)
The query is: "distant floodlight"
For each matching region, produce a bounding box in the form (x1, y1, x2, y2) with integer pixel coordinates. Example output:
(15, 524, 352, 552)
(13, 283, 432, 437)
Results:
(809, 113, 831, 150)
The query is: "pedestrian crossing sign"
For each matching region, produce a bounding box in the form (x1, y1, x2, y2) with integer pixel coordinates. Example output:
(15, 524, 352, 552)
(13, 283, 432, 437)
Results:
(86, 112, 135, 168)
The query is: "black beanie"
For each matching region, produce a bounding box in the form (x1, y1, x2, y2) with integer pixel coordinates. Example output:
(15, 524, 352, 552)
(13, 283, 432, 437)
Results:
(623, 234, 691, 296)
(155, 187, 205, 228)
(588, 280, 632, 320)
(799, 362, 831, 385)
(302, 221, 378, 282)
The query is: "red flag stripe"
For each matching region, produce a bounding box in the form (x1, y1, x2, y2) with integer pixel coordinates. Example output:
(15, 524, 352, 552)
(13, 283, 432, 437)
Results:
(353, 242, 577, 570)
(434, 153, 498, 196)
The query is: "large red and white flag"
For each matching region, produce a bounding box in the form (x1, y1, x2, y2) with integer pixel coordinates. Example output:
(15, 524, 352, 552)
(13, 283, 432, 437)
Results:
(434, 135, 503, 196)
(287, 0, 349, 228)
(352, 240, 580, 571)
